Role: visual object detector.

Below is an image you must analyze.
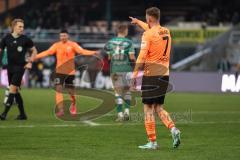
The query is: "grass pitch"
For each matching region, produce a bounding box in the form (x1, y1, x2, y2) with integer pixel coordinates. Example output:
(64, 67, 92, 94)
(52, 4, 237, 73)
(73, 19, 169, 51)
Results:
(0, 88, 240, 160)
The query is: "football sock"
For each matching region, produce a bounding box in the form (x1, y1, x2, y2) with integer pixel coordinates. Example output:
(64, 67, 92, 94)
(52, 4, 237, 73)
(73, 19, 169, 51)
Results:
(4, 87, 10, 104)
(124, 91, 131, 111)
(115, 94, 123, 114)
(124, 108, 129, 115)
(117, 104, 123, 114)
(157, 109, 175, 129)
(118, 112, 124, 118)
(70, 95, 76, 105)
(171, 127, 178, 134)
(15, 92, 25, 116)
(56, 92, 64, 111)
(145, 112, 156, 142)
(2, 93, 15, 115)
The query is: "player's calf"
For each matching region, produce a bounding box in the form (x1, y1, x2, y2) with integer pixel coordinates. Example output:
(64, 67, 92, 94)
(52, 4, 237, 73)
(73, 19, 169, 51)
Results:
(115, 94, 124, 122)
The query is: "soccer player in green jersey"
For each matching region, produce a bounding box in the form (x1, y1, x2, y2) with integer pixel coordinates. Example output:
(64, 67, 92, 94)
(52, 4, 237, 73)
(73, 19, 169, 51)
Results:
(106, 24, 136, 122)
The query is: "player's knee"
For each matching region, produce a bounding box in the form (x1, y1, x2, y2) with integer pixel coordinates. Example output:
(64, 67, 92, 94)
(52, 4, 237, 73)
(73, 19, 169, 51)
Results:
(55, 85, 63, 93)
(124, 91, 131, 101)
(67, 88, 75, 95)
(144, 104, 154, 112)
(124, 91, 132, 100)
(9, 85, 18, 93)
(155, 104, 164, 112)
(115, 94, 123, 105)
(114, 87, 122, 95)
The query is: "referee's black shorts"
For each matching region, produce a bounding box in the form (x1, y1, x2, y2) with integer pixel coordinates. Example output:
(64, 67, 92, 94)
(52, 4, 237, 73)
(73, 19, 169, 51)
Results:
(141, 75, 169, 105)
(7, 68, 25, 87)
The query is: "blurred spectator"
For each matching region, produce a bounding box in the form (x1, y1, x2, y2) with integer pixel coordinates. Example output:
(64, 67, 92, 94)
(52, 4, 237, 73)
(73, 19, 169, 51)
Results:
(3, 14, 12, 28)
(232, 12, 240, 25)
(1, 0, 239, 31)
(217, 54, 231, 73)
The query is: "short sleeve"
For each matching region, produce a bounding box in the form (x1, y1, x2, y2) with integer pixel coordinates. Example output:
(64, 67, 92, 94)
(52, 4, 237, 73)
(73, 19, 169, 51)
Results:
(0, 37, 6, 50)
(105, 40, 114, 55)
(25, 37, 34, 49)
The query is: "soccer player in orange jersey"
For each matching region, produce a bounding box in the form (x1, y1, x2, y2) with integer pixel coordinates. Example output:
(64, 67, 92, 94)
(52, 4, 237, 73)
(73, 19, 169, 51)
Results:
(130, 7, 181, 149)
(32, 29, 98, 117)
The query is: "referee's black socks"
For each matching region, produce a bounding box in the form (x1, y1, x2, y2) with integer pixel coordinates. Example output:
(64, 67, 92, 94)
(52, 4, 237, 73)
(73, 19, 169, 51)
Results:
(15, 93, 26, 116)
(2, 93, 15, 116)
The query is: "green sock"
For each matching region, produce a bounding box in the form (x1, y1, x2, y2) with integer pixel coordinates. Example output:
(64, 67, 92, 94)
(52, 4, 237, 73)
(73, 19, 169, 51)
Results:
(116, 104, 123, 113)
(124, 99, 131, 109)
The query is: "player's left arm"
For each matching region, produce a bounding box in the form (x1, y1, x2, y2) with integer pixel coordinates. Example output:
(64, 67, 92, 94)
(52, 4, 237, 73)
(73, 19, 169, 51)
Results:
(129, 41, 136, 61)
(129, 16, 149, 31)
(25, 38, 38, 69)
(74, 43, 97, 56)
(128, 41, 136, 68)
(25, 47, 38, 69)
(107, 51, 112, 60)
(29, 46, 38, 61)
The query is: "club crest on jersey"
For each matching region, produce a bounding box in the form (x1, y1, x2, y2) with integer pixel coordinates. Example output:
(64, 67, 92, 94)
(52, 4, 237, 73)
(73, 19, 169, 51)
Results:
(67, 46, 72, 52)
(17, 46, 23, 52)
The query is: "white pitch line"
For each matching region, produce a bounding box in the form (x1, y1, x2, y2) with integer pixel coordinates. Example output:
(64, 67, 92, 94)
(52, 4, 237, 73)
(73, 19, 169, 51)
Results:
(83, 120, 101, 126)
(17, 125, 35, 128)
(0, 125, 36, 128)
(101, 111, 240, 117)
(51, 124, 77, 127)
(1, 121, 240, 129)
(191, 111, 240, 114)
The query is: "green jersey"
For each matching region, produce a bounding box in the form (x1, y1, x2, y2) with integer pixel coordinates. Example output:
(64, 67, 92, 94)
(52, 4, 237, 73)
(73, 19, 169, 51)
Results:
(106, 37, 134, 73)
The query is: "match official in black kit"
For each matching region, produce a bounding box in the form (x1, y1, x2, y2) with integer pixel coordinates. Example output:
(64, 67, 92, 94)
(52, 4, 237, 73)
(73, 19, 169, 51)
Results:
(0, 19, 37, 120)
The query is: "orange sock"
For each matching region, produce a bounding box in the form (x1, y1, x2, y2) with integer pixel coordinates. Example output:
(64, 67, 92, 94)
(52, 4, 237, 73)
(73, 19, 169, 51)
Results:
(56, 92, 64, 111)
(144, 113, 156, 142)
(70, 95, 76, 105)
(158, 109, 175, 129)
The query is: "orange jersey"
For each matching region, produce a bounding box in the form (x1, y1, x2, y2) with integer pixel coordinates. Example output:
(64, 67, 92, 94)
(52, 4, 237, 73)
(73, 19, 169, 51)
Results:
(35, 40, 96, 75)
(134, 21, 171, 77)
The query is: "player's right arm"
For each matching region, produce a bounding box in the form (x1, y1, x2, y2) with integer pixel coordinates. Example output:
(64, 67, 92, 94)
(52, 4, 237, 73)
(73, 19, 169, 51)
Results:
(132, 32, 150, 79)
(0, 37, 6, 55)
(33, 43, 57, 61)
(105, 40, 113, 60)
(129, 16, 149, 31)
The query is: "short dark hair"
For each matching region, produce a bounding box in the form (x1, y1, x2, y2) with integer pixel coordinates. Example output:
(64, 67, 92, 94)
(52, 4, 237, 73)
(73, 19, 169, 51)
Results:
(60, 29, 68, 34)
(116, 24, 128, 34)
(146, 7, 160, 20)
(11, 18, 24, 32)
